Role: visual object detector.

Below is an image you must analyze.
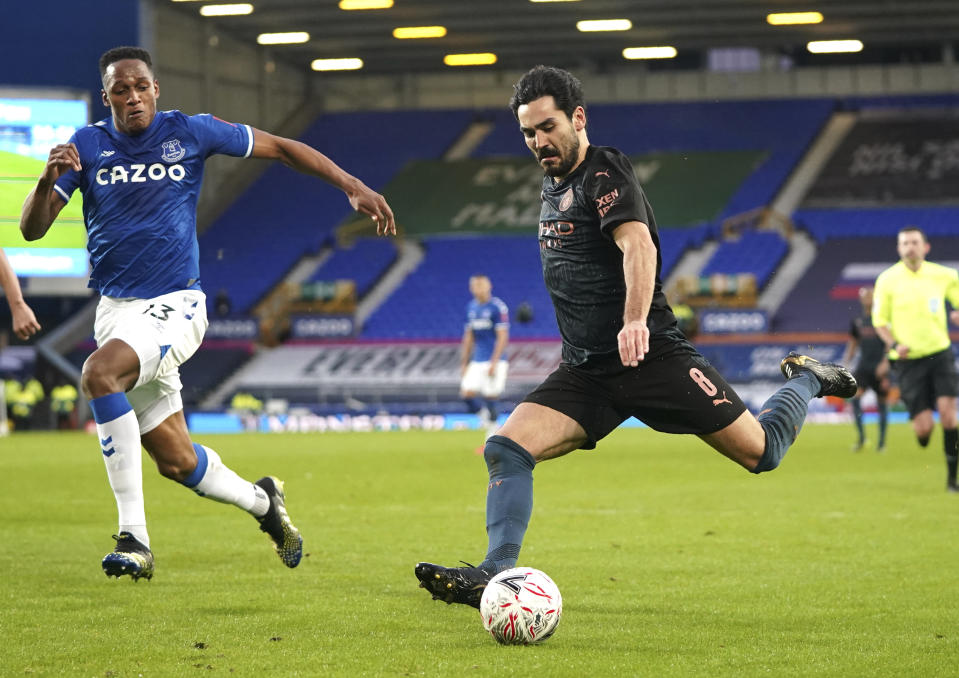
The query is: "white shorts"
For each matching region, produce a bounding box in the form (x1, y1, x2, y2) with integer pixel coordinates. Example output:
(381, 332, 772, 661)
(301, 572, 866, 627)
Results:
(93, 289, 208, 434)
(460, 360, 509, 398)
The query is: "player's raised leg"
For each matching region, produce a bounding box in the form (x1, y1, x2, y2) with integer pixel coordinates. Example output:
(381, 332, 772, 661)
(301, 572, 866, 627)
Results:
(702, 353, 857, 472)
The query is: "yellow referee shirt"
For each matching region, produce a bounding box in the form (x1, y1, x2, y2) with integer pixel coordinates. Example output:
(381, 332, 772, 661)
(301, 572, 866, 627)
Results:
(872, 260, 959, 360)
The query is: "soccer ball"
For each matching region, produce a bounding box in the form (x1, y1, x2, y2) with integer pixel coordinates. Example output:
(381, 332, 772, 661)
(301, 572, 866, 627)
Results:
(480, 567, 562, 645)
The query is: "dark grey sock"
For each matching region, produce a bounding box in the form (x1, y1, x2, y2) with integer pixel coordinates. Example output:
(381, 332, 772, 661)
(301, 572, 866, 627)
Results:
(478, 435, 536, 572)
(753, 373, 818, 474)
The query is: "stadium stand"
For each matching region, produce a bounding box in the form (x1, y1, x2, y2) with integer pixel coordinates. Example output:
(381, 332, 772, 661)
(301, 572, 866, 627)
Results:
(472, 99, 835, 221)
(360, 235, 557, 340)
(178, 345, 255, 406)
(44, 97, 958, 414)
(659, 224, 712, 278)
(795, 207, 959, 244)
(774, 232, 959, 332)
(308, 237, 398, 298)
(700, 231, 789, 288)
(352, 100, 834, 341)
(838, 93, 959, 110)
(197, 109, 476, 315)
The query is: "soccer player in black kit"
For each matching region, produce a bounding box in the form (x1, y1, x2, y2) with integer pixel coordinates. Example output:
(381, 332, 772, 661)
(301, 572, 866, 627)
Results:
(415, 66, 858, 608)
(843, 286, 890, 452)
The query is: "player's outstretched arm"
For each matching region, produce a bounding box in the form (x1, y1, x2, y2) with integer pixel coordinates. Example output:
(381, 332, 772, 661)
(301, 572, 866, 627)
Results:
(459, 327, 474, 376)
(613, 220, 655, 367)
(0, 249, 40, 340)
(250, 128, 395, 235)
(20, 144, 77, 241)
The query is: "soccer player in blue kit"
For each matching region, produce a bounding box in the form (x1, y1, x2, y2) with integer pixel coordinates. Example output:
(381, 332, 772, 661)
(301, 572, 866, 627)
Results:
(460, 275, 509, 440)
(20, 46, 395, 581)
(415, 65, 858, 608)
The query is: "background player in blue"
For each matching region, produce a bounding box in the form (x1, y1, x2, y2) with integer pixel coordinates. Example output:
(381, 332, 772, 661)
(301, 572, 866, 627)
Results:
(460, 274, 509, 440)
(842, 286, 890, 452)
(19, 46, 395, 581)
(416, 65, 858, 608)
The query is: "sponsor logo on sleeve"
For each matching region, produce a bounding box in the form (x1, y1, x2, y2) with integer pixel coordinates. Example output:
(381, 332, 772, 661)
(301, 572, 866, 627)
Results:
(595, 188, 619, 217)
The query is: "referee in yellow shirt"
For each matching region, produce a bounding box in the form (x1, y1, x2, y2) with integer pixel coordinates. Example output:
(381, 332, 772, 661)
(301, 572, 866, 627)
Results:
(873, 226, 959, 492)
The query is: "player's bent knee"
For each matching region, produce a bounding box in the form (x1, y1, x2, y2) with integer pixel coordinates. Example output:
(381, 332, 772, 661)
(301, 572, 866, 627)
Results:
(81, 357, 117, 399)
(484, 435, 536, 476)
(750, 439, 781, 474)
(750, 454, 780, 474)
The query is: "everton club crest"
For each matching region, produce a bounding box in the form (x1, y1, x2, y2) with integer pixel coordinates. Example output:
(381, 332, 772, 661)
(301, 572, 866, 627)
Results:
(161, 139, 186, 163)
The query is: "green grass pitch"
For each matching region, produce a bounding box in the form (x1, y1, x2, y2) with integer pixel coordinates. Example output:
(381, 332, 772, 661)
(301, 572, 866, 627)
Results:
(2, 424, 957, 676)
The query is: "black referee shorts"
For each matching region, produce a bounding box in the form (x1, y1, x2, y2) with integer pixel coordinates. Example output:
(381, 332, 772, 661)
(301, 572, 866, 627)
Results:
(522, 330, 747, 449)
(894, 348, 959, 418)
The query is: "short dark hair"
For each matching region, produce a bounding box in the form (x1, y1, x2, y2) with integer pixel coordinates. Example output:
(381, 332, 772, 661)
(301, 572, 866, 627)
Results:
(899, 225, 927, 242)
(509, 65, 584, 121)
(99, 46, 154, 80)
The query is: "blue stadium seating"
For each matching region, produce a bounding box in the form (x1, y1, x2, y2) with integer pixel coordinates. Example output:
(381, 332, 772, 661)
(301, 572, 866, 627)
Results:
(198, 110, 475, 314)
(659, 224, 712, 277)
(795, 207, 959, 244)
(839, 93, 959, 111)
(179, 346, 253, 406)
(700, 231, 788, 288)
(472, 99, 835, 221)
(360, 235, 557, 340)
(309, 237, 398, 297)
(194, 98, 959, 346)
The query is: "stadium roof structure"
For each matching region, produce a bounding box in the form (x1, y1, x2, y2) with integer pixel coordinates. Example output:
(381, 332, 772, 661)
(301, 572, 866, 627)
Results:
(170, 0, 959, 75)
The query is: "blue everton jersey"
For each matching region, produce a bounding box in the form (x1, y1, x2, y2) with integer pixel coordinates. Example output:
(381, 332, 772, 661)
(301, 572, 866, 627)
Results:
(466, 296, 509, 362)
(54, 110, 253, 298)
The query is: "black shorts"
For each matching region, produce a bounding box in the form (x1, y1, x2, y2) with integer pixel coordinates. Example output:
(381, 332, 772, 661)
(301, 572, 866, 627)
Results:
(522, 331, 747, 449)
(853, 363, 889, 397)
(894, 349, 959, 418)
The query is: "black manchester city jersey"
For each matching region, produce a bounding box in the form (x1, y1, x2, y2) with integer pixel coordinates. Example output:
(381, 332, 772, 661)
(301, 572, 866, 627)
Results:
(850, 313, 885, 370)
(538, 144, 677, 365)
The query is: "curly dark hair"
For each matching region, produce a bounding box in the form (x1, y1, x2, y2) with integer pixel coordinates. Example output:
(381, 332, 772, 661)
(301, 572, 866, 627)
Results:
(99, 46, 154, 79)
(509, 65, 584, 121)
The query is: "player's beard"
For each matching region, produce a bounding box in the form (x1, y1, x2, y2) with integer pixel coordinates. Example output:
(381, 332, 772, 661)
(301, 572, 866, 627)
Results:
(539, 129, 581, 179)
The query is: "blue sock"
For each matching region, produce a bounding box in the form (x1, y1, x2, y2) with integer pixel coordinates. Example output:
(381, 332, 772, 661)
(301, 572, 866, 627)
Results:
(484, 399, 499, 421)
(851, 397, 864, 444)
(464, 397, 483, 414)
(752, 373, 818, 473)
(479, 435, 536, 573)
